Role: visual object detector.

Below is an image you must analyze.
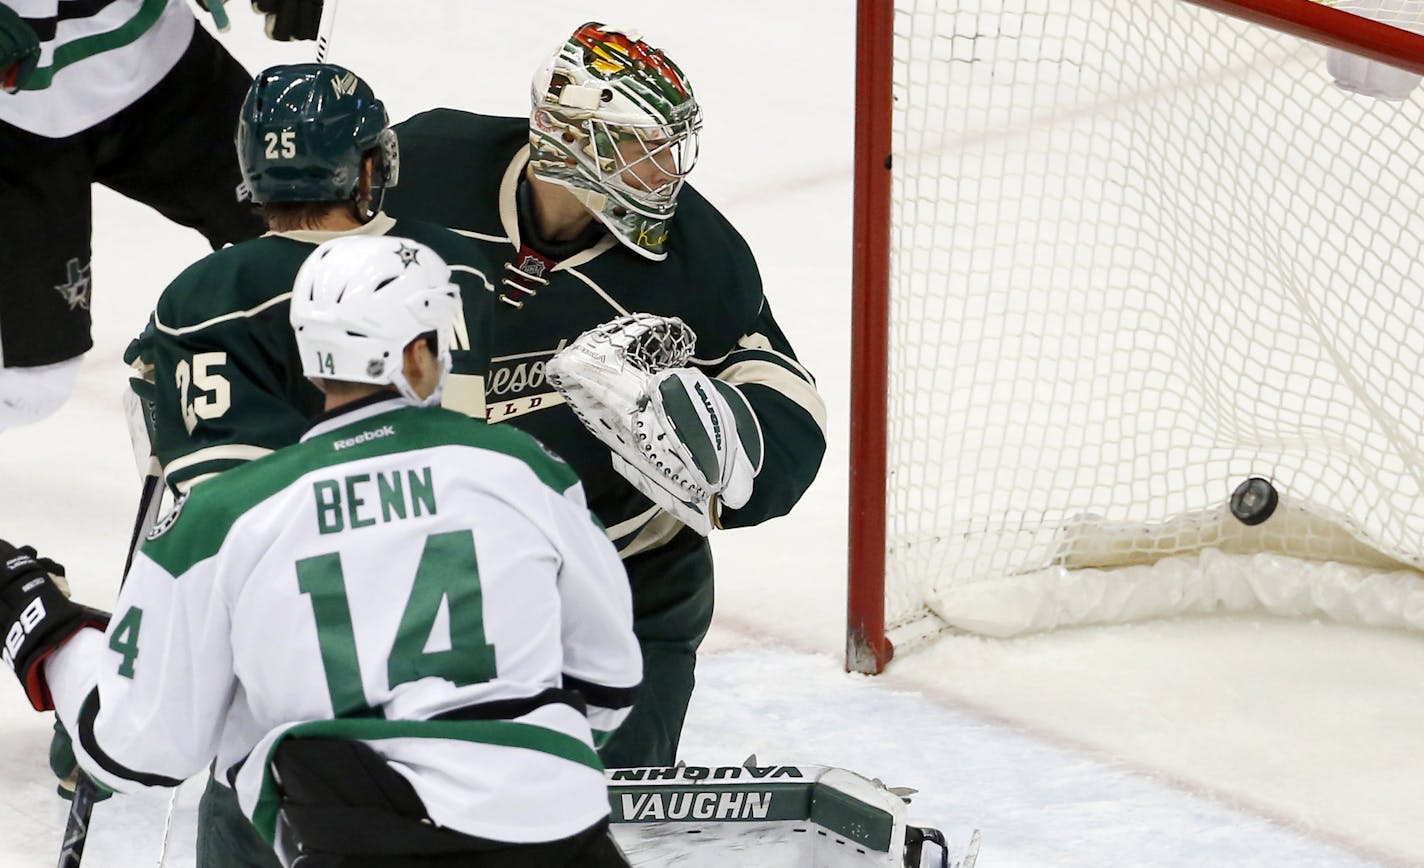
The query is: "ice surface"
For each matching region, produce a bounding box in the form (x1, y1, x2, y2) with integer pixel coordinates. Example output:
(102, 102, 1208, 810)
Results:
(1, 2, 1419, 866)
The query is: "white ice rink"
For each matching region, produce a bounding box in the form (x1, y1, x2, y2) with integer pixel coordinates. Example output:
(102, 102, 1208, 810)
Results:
(2, 2, 1422, 866)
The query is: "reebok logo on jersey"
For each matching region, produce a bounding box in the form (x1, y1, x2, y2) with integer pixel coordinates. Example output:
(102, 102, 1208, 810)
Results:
(332, 425, 396, 451)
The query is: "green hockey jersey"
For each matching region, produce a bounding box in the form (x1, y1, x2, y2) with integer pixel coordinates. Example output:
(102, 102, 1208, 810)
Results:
(126, 215, 496, 493)
(386, 111, 827, 557)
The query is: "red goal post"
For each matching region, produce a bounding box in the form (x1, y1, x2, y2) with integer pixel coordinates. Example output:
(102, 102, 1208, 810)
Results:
(848, 0, 1424, 674)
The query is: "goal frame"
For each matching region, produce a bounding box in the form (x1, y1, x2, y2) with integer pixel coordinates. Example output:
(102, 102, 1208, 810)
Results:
(846, 0, 1424, 674)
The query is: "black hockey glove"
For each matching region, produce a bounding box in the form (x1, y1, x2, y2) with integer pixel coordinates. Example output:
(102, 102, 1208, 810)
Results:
(0, 4, 40, 93)
(0, 541, 109, 712)
(252, 0, 323, 42)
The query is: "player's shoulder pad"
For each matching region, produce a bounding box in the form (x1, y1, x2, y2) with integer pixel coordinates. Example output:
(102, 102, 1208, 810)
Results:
(395, 109, 525, 141)
(422, 407, 581, 494)
(154, 237, 311, 332)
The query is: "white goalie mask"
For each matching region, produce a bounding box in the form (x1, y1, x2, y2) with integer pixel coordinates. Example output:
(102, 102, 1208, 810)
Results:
(290, 236, 463, 407)
(529, 22, 703, 261)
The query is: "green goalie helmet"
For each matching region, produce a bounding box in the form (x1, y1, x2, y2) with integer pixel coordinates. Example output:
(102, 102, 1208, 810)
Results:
(529, 23, 702, 261)
(235, 63, 399, 210)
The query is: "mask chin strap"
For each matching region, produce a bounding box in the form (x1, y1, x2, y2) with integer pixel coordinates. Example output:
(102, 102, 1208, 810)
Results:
(358, 133, 401, 221)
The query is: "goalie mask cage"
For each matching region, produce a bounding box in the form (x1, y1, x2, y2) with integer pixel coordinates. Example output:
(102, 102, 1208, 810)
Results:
(848, 0, 1424, 673)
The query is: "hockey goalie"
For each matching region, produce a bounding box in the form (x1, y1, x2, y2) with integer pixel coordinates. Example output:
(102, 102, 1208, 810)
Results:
(548, 317, 977, 867)
(607, 760, 979, 868)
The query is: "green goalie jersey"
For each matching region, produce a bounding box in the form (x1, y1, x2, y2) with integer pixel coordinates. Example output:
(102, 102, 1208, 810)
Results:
(385, 111, 827, 557)
(126, 215, 496, 494)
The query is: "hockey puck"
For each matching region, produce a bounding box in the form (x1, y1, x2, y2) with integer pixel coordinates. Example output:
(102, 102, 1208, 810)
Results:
(1229, 477, 1278, 526)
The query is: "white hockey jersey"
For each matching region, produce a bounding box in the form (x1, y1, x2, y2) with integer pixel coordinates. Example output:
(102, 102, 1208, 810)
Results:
(1, 0, 195, 137)
(44, 397, 642, 846)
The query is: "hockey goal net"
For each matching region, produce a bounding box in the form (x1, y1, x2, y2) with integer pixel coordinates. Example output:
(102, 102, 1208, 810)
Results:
(848, 0, 1424, 673)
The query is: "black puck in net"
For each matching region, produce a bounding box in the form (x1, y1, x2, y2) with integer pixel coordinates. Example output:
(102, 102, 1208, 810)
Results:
(1229, 477, 1278, 526)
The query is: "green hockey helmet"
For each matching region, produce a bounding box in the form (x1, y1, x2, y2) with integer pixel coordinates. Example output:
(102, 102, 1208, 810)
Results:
(235, 63, 399, 211)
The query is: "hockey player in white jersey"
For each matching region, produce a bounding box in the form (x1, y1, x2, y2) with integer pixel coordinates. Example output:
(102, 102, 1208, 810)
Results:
(0, 235, 639, 867)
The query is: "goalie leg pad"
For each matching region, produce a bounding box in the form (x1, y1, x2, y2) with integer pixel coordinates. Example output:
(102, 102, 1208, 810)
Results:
(609, 763, 920, 867)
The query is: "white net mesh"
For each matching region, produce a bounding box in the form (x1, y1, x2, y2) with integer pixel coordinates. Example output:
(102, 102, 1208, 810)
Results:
(882, 0, 1424, 641)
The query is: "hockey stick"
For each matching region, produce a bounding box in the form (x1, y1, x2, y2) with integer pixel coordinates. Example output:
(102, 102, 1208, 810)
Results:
(314, 0, 339, 62)
(57, 406, 167, 867)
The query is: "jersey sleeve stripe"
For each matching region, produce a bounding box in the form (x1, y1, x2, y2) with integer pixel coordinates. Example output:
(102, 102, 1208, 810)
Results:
(152, 293, 293, 336)
(430, 687, 588, 722)
(717, 346, 816, 385)
(562, 674, 639, 711)
(716, 359, 828, 433)
(163, 444, 274, 477)
(77, 689, 186, 788)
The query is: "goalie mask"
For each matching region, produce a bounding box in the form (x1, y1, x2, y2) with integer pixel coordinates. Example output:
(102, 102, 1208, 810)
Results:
(290, 236, 462, 407)
(529, 22, 702, 261)
(236, 63, 400, 215)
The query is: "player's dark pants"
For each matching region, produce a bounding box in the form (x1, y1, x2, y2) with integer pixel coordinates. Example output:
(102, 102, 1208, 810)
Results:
(0, 23, 262, 368)
(600, 527, 715, 768)
(196, 528, 713, 868)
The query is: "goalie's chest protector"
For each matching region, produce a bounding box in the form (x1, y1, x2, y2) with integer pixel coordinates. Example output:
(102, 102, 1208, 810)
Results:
(387, 112, 764, 529)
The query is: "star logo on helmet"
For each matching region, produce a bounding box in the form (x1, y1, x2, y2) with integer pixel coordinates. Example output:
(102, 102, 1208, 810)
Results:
(396, 244, 421, 268)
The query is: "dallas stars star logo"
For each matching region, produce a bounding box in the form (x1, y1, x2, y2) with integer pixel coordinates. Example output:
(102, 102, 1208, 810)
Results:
(54, 258, 92, 311)
(396, 243, 421, 268)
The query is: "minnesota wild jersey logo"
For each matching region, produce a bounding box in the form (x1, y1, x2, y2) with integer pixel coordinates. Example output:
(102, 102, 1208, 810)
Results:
(147, 493, 189, 541)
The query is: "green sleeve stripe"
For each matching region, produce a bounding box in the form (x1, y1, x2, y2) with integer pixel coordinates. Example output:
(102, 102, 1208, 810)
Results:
(22, 0, 168, 91)
(251, 718, 603, 843)
(717, 359, 827, 434)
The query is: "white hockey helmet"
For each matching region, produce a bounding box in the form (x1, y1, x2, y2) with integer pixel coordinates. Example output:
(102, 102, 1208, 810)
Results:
(290, 236, 462, 407)
(529, 22, 702, 261)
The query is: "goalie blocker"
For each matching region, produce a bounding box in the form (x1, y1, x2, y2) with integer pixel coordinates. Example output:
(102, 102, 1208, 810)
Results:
(547, 313, 764, 535)
(607, 762, 977, 868)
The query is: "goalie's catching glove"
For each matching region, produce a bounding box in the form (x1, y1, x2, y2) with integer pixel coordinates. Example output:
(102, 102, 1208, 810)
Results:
(0, 541, 108, 711)
(547, 314, 763, 535)
(0, 4, 40, 94)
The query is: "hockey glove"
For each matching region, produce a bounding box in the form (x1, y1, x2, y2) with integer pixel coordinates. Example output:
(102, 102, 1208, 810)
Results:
(0, 541, 108, 711)
(547, 314, 763, 534)
(0, 4, 40, 94)
(252, 0, 323, 41)
(49, 719, 112, 802)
